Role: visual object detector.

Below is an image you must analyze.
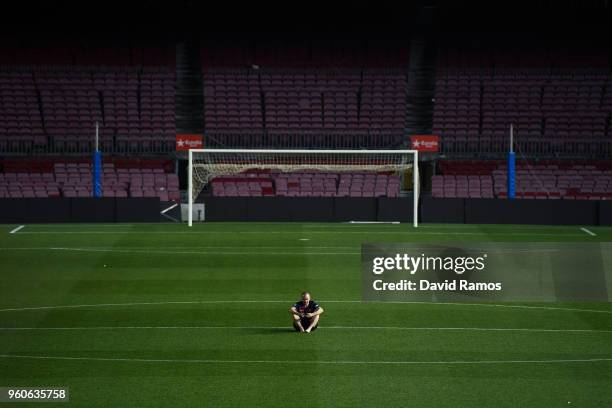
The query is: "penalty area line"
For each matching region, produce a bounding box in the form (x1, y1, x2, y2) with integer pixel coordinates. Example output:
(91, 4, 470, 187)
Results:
(9, 225, 25, 234)
(1, 326, 611, 334)
(2, 300, 612, 315)
(11, 230, 586, 237)
(0, 354, 611, 365)
(580, 227, 597, 236)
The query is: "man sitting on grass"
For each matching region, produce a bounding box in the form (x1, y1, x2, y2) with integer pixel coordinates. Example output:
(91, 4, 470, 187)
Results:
(290, 292, 324, 333)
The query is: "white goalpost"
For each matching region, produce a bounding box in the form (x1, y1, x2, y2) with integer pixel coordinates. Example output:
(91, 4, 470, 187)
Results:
(187, 149, 419, 227)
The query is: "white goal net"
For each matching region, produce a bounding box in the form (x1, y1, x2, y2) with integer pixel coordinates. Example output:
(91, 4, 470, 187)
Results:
(188, 149, 419, 226)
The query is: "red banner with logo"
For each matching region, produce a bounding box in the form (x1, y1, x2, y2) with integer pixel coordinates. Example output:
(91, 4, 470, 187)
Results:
(176, 134, 203, 151)
(410, 135, 439, 152)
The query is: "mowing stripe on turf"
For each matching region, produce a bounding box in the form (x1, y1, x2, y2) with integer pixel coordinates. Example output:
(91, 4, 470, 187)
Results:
(1, 326, 611, 333)
(1, 354, 611, 365)
(580, 227, 597, 236)
(1, 300, 612, 315)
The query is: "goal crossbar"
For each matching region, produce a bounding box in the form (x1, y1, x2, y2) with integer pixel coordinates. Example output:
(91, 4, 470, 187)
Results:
(188, 148, 419, 227)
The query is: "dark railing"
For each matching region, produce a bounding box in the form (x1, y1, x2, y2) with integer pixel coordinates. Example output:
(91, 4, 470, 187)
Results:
(2, 131, 610, 159)
(438, 135, 612, 160)
(0, 136, 176, 156)
(203, 132, 409, 150)
(0, 132, 409, 156)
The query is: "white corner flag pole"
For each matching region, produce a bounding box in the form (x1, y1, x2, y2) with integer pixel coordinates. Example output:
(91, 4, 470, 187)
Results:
(95, 121, 99, 151)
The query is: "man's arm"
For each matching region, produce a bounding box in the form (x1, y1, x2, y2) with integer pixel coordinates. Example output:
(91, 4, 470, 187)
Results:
(290, 306, 303, 317)
(306, 307, 324, 318)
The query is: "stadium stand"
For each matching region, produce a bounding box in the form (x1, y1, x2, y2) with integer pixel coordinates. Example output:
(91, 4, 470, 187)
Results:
(1, 43, 413, 153)
(432, 160, 612, 200)
(0, 158, 179, 200)
(203, 70, 407, 135)
(200, 42, 410, 69)
(3, 42, 612, 204)
(0, 68, 176, 154)
(200, 42, 410, 149)
(0, 44, 176, 154)
(433, 51, 612, 157)
(210, 172, 400, 197)
(0, 72, 46, 151)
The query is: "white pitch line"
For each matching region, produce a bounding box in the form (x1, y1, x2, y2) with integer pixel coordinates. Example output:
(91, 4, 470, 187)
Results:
(0, 246, 561, 253)
(4, 223, 586, 229)
(0, 245, 359, 250)
(0, 246, 558, 256)
(1, 354, 611, 365)
(581, 227, 597, 236)
(1, 326, 611, 333)
(0, 247, 358, 256)
(9, 225, 25, 234)
(12, 230, 586, 237)
(1, 300, 612, 315)
(160, 203, 179, 214)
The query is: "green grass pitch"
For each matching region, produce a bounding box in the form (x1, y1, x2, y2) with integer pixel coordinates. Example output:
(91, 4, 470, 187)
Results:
(1, 223, 612, 407)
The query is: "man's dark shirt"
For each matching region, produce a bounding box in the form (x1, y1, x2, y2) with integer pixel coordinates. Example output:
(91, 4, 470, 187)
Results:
(293, 300, 320, 315)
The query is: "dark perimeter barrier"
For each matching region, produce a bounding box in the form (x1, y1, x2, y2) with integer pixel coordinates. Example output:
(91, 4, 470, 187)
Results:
(420, 197, 602, 225)
(200, 197, 414, 223)
(600, 201, 612, 226)
(0, 197, 607, 225)
(200, 196, 604, 225)
(0, 198, 160, 223)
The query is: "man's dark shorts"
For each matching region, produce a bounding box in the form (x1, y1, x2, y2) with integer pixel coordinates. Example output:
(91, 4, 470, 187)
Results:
(293, 318, 318, 332)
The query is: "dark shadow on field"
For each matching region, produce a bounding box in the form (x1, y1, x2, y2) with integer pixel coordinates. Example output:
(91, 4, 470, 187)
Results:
(246, 327, 296, 335)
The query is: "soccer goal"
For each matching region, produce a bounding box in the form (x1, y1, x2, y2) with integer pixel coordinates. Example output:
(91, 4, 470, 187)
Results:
(187, 149, 419, 227)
